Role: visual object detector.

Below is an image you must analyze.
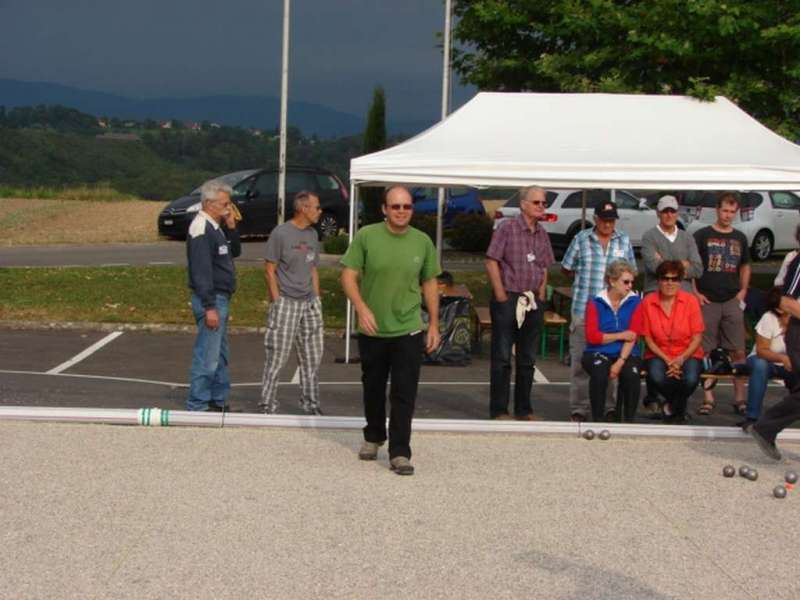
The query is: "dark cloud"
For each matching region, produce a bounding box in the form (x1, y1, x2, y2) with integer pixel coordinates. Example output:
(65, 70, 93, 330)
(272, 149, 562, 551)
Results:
(0, 0, 475, 121)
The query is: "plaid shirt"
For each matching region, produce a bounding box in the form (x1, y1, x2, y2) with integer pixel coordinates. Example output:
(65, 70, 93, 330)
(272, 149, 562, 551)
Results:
(561, 227, 636, 318)
(486, 214, 555, 293)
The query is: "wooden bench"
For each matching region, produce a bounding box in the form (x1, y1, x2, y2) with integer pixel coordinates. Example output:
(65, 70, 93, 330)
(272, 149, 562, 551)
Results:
(473, 307, 569, 361)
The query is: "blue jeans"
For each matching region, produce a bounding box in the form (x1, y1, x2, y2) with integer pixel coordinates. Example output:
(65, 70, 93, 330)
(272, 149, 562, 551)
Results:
(645, 357, 702, 418)
(187, 293, 231, 411)
(745, 355, 794, 420)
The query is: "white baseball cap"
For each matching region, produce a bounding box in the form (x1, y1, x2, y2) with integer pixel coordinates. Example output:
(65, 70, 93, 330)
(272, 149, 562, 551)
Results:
(657, 195, 679, 212)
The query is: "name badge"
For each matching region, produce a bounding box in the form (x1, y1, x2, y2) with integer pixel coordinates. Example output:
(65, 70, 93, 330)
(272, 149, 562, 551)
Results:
(613, 249, 624, 257)
(306, 251, 315, 263)
(218, 245, 229, 255)
(527, 253, 536, 262)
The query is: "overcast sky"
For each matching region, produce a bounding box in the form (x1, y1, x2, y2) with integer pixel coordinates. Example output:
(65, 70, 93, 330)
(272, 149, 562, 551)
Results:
(0, 0, 476, 121)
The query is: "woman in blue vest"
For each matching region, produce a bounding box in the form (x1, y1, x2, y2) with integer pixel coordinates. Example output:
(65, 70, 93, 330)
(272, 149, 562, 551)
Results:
(581, 260, 644, 422)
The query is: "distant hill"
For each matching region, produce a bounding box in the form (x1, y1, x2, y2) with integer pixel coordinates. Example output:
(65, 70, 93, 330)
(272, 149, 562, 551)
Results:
(0, 79, 433, 137)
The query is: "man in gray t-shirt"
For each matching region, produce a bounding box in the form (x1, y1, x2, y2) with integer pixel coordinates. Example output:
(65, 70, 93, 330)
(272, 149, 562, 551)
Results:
(260, 191, 325, 415)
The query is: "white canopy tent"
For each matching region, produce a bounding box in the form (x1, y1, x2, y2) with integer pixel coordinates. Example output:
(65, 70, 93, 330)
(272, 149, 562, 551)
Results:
(343, 92, 800, 361)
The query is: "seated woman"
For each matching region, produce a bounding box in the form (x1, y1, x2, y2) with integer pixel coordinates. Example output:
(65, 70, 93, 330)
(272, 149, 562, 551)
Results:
(641, 260, 705, 424)
(582, 260, 643, 422)
(741, 287, 799, 431)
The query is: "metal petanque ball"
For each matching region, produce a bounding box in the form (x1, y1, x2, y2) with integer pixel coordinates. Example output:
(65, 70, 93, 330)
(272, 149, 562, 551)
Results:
(598, 429, 611, 441)
(583, 429, 595, 440)
(774, 485, 788, 499)
(739, 465, 751, 478)
(722, 465, 736, 478)
(786, 471, 799, 485)
(745, 468, 759, 481)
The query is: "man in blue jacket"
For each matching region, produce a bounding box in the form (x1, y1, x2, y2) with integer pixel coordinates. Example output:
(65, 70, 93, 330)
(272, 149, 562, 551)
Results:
(186, 180, 241, 412)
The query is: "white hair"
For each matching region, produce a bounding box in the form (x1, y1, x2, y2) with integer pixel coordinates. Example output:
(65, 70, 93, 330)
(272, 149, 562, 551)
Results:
(200, 180, 233, 206)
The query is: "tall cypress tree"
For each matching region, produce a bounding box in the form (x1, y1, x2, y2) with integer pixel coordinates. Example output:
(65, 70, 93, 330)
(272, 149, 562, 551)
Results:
(362, 86, 386, 224)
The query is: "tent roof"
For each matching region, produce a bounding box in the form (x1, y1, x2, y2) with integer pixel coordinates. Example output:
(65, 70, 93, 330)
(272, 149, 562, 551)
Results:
(350, 92, 800, 190)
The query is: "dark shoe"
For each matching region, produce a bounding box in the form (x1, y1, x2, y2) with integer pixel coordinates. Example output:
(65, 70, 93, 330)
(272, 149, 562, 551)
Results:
(604, 409, 617, 423)
(665, 413, 690, 425)
(305, 407, 324, 416)
(643, 402, 661, 419)
(390, 456, 414, 475)
(358, 440, 384, 461)
(205, 404, 224, 412)
(491, 414, 514, 421)
(515, 414, 543, 421)
(737, 418, 757, 433)
(570, 413, 586, 423)
(751, 428, 782, 461)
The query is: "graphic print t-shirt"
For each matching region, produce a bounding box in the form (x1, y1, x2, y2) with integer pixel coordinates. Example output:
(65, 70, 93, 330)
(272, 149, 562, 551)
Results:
(264, 222, 319, 300)
(694, 226, 749, 303)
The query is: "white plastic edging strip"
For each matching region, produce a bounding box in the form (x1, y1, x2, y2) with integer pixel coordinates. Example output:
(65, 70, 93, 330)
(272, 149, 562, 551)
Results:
(1, 406, 800, 442)
(46, 331, 125, 374)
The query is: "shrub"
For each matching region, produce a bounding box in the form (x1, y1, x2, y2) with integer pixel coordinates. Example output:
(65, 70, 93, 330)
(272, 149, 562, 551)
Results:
(445, 213, 494, 252)
(410, 213, 437, 241)
(322, 233, 350, 255)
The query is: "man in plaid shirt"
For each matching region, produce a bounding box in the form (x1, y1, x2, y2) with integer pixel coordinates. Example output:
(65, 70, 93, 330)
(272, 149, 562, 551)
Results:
(561, 200, 636, 421)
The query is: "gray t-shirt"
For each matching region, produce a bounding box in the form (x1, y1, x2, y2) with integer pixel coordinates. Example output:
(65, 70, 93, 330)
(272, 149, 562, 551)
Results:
(264, 222, 319, 300)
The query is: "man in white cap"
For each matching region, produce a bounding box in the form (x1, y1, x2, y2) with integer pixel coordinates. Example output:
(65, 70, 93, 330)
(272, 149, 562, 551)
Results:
(639, 194, 703, 415)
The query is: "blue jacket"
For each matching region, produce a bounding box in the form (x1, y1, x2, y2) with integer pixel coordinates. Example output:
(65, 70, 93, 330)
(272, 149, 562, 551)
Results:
(584, 291, 643, 357)
(186, 212, 241, 308)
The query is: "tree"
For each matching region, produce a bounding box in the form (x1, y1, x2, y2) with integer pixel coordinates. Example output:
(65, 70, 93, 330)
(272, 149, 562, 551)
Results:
(452, 0, 800, 139)
(361, 85, 387, 224)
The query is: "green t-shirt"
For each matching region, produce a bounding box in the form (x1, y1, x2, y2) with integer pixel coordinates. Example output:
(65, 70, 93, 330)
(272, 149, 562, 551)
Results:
(340, 222, 441, 337)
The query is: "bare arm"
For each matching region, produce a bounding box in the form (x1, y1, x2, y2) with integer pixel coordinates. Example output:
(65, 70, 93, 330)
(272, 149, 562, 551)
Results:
(311, 267, 320, 297)
(755, 334, 789, 366)
(421, 278, 441, 354)
(341, 267, 377, 336)
(264, 261, 280, 302)
(736, 263, 751, 302)
(780, 296, 800, 320)
(485, 258, 508, 302)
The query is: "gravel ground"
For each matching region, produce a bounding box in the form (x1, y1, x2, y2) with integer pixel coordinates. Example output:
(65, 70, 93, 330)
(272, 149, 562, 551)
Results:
(1, 421, 798, 599)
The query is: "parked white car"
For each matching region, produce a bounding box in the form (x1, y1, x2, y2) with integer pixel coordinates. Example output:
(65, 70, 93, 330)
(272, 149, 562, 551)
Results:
(681, 191, 800, 261)
(493, 189, 681, 250)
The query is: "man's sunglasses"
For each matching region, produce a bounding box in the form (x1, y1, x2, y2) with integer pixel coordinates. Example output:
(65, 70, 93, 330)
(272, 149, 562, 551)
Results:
(659, 275, 680, 281)
(388, 203, 413, 211)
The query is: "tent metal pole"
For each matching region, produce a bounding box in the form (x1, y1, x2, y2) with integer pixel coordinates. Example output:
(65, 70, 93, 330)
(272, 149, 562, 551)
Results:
(436, 189, 445, 264)
(344, 182, 358, 363)
(581, 190, 587, 231)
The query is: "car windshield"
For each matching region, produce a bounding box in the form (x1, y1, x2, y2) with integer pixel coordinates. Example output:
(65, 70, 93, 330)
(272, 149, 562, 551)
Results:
(190, 169, 260, 195)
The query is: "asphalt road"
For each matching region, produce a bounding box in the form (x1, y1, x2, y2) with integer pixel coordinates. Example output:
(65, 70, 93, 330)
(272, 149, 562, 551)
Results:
(1, 328, 793, 429)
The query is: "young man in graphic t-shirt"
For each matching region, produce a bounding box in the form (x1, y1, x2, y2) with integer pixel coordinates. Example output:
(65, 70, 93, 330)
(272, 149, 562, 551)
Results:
(693, 192, 751, 415)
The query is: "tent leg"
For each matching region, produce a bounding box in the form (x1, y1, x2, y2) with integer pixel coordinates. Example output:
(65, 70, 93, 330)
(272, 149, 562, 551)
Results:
(344, 183, 359, 364)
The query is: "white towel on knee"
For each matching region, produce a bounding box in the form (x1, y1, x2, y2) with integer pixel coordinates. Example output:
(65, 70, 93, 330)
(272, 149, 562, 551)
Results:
(516, 291, 537, 328)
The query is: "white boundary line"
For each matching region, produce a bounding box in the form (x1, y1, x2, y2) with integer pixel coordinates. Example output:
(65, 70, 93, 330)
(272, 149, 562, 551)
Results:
(46, 331, 125, 374)
(290, 367, 299, 384)
(533, 366, 549, 383)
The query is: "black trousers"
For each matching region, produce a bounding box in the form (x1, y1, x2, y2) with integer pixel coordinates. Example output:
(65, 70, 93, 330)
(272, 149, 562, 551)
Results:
(489, 294, 543, 418)
(358, 332, 423, 459)
(755, 317, 800, 442)
(581, 353, 642, 422)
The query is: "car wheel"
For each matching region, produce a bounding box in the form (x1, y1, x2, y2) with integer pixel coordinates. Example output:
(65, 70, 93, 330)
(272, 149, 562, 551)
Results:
(317, 212, 340, 239)
(566, 220, 591, 238)
(751, 230, 773, 261)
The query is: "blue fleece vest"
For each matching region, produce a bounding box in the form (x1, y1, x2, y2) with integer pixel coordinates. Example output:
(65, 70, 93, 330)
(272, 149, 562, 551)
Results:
(584, 292, 642, 357)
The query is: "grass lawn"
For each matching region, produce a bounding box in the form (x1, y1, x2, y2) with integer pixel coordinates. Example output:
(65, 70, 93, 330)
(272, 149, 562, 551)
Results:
(0, 266, 498, 329)
(0, 265, 781, 328)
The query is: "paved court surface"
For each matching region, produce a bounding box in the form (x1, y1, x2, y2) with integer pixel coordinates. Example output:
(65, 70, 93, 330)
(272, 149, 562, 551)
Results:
(1, 421, 798, 599)
(0, 328, 796, 429)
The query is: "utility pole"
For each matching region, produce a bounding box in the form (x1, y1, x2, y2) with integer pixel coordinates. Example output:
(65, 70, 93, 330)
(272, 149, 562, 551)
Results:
(436, 0, 453, 264)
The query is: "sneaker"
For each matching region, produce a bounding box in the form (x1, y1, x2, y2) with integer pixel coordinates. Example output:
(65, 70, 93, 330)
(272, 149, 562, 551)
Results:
(515, 414, 543, 421)
(206, 404, 224, 412)
(390, 456, 415, 476)
(751, 427, 782, 461)
(358, 440, 384, 461)
(737, 418, 757, 433)
(491, 414, 514, 420)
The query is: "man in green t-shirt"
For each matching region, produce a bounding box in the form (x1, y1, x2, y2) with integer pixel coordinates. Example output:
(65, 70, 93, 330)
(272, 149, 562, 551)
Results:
(340, 186, 441, 475)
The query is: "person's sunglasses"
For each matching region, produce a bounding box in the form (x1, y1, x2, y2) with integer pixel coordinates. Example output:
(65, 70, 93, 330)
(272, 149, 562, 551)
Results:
(388, 203, 413, 211)
(524, 199, 546, 206)
(620, 279, 634, 285)
(659, 275, 680, 281)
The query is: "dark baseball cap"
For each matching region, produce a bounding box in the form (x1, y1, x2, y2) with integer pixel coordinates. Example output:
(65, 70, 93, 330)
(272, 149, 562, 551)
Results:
(594, 201, 619, 219)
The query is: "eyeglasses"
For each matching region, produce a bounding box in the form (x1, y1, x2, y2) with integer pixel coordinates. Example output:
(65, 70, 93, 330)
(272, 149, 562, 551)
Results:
(523, 199, 546, 206)
(620, 279, 634, 285)
(388, 204, 413, 211)
(659, 275, 680, 282)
